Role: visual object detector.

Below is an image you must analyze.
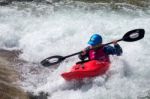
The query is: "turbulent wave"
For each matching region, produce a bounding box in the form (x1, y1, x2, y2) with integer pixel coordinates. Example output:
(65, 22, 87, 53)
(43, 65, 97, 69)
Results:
(0, 1, 150, 99)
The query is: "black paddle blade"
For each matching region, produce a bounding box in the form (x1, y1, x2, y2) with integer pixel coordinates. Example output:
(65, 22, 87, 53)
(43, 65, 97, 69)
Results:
(123, 29, 145, 42)
(41, 55, 65, 67)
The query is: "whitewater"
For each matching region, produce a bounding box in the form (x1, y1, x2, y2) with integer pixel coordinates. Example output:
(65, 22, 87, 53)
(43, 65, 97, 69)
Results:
(0, 1, 150, 99)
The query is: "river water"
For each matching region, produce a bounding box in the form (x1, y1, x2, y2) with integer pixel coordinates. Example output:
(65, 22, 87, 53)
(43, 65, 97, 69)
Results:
(0, 1, 150, 99)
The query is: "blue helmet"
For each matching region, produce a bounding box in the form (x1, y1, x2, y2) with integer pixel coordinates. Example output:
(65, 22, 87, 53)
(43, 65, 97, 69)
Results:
(88, 34, 102, 46)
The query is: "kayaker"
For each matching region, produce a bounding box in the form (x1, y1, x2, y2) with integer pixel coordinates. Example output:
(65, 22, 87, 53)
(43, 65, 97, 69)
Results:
(78, 34, 123, 62)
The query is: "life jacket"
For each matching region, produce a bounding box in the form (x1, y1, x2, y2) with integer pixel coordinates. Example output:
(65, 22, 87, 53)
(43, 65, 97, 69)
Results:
(89, 47, 110, 62)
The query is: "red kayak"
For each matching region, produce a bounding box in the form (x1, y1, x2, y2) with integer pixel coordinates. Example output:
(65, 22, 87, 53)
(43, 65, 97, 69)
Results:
(61, 60, 110, 81)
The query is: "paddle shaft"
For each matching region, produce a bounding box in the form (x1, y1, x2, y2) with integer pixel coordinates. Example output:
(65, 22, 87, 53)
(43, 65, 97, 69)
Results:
(63, 38, 123, 59)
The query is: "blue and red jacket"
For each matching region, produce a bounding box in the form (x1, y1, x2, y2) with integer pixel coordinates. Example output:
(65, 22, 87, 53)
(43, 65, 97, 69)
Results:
(79, 44, 122, 62)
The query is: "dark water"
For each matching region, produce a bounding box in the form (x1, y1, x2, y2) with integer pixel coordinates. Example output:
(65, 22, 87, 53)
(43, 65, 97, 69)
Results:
(0, 49, 29, 99)
(0, 0, 149, 18)
(1, 0, 150, 8)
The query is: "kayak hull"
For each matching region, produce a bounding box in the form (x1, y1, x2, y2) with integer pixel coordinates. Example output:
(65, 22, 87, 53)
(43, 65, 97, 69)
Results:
(61, 60, 110, 81)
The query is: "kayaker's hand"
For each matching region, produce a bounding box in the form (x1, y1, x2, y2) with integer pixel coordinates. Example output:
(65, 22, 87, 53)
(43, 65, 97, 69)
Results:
(112, 40, 118, 45)
(81, 50, 86, 55)
(81, 46, 92, 55)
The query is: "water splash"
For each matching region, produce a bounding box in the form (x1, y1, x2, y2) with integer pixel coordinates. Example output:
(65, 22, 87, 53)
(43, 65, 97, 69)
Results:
(0, 1, 150, 99)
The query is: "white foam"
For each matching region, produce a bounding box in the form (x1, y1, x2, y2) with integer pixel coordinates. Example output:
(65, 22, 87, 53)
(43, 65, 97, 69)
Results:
(0, 3, 150, 99)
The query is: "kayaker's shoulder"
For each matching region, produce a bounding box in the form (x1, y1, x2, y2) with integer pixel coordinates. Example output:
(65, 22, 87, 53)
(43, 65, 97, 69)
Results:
(102, 45, 114, 54)
(102, 45, 113, 50)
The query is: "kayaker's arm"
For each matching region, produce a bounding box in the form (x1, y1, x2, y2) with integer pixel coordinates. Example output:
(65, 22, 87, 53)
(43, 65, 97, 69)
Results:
(114, 44, 123, 56)
(112, 40, 123, 56)
(78, 54, 88, 61)
(78, 46, 91, 61)
(103, 44, 123, 56)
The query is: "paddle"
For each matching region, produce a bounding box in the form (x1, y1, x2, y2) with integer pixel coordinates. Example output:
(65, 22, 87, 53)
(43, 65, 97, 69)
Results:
(41, 29, 145, 67)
